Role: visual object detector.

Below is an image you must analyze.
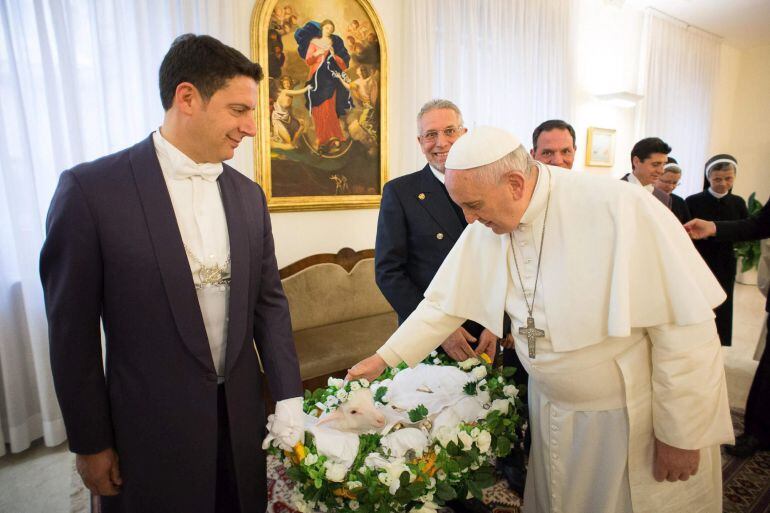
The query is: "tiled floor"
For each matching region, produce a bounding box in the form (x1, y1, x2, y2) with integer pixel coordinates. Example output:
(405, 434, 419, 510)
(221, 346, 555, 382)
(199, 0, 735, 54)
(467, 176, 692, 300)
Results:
(0, 283, 765, 513)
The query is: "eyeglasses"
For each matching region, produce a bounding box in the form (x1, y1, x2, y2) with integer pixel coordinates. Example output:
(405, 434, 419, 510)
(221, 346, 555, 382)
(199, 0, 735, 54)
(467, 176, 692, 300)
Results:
(658, 180, 680, 187)
(419, 126, 463, 143)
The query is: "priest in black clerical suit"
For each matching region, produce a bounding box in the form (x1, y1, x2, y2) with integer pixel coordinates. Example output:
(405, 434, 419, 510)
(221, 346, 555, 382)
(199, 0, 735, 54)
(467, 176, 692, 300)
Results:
(686, 154, 748, 346)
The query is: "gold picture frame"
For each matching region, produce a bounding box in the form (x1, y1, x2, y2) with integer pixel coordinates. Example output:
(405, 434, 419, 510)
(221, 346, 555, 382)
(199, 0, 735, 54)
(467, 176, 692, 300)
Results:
(250, 0, 387, 212)
(585, 127, 616, 167)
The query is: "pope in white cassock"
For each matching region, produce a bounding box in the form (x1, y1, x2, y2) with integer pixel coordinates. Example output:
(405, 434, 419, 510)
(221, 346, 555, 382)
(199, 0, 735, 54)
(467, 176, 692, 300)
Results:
(348, 126, 734, 513)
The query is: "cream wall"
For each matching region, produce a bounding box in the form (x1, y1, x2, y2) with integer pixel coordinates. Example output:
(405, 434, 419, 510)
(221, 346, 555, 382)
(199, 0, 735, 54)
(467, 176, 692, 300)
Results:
(710, 44, 770, 204)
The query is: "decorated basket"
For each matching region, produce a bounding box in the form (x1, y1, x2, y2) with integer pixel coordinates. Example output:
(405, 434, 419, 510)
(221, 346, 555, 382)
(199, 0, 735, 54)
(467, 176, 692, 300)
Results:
(265, 352, 524, 513)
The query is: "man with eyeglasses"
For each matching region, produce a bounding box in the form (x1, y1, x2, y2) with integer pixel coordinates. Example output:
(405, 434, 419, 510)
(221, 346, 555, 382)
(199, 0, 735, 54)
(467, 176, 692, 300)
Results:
(654, 157, 691, 223)
(375, 99, 499, 364)
(530, 119, 576, 170)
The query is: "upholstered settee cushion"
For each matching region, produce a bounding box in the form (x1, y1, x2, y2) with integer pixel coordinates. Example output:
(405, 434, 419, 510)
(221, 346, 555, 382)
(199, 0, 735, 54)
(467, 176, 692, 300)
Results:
(293, 311, 398, 380)
(281, 259, 393, 332)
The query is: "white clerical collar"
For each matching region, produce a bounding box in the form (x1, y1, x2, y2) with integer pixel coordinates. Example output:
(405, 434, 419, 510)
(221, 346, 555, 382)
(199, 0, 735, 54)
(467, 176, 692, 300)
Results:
(708, 188, 728, 199)
(429, 164, 445, 184)
(153, 130, 223, 182)
(519, 161, 550, 226)
(628, 172, 654, 193)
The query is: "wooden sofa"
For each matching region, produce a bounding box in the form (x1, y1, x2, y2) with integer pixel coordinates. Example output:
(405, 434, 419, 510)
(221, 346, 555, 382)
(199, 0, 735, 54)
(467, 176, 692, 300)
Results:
(279, 248, 398, 389)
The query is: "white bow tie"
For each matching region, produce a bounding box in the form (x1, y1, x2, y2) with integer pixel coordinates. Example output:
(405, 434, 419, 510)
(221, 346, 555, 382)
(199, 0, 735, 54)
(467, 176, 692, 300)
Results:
(170, 161, 223, 182)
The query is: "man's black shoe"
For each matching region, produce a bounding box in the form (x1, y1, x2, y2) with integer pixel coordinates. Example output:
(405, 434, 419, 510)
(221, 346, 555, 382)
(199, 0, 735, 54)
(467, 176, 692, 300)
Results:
(499, 461, 526, 497)
(726, 434, 770, 458)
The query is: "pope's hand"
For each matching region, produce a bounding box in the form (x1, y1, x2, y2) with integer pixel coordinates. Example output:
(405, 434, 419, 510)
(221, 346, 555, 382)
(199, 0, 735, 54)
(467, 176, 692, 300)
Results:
(653, 438, 700, 482)
(441, 327, 477, 362)
(346, 354, 387, 382)
(264, 397, 304, 451)
(683, 218, 716, 240)
(474, 328, 498, 361)
(500, 333, 515, 349)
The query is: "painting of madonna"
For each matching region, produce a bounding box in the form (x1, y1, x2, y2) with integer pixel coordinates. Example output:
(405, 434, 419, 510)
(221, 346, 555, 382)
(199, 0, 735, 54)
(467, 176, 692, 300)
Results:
(254, 0, 385, 210)
(295, 20, 353, 154)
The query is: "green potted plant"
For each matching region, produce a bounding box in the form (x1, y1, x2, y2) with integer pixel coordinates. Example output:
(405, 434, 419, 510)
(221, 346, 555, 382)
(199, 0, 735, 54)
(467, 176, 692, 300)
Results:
(735, 192, 764, 284)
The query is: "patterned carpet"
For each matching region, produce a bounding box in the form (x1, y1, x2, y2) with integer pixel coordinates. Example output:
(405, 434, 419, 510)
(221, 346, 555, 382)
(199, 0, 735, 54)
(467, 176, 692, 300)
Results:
(723, 409, 770, 513)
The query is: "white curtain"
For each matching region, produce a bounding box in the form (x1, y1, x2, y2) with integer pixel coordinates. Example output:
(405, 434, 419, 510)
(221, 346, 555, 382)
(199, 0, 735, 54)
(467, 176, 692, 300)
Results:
(395, 0, 575, 174)
(0, 0, 253, 456)
(638, 10, 721, 197)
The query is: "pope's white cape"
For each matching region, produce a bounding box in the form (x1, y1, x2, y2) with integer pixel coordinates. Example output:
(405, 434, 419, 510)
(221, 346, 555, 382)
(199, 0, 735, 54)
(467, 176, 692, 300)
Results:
(411, 166, 725, 354)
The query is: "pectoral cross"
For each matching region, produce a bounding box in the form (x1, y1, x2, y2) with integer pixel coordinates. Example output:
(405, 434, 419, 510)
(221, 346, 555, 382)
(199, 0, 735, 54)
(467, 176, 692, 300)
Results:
(518, 316, 545, 359)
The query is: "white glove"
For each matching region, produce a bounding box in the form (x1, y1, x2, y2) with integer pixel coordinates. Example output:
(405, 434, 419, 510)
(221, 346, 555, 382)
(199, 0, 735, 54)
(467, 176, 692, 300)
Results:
(263, 396, 304, 451)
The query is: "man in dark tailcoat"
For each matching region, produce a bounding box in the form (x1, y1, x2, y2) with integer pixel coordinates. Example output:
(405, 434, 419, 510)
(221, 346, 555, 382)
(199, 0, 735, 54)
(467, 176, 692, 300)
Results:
(686, 198, 770, 457)
(40, 34, 304, 513)
(686, 154, 748, 346)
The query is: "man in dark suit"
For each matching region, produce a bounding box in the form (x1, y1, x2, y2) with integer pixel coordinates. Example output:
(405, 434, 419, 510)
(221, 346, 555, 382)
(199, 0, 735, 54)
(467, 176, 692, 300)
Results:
(686, 200, 770, 458)
(375, 99, 498, 362)
(621, 137, 673, 209)
(530, 119, 577, 170)
(40, 35, 303, 513)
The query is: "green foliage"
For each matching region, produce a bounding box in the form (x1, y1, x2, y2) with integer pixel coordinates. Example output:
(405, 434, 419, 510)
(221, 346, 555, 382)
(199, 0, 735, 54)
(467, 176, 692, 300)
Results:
(408, 404, 429, 422)
(735, 193, 764, 272)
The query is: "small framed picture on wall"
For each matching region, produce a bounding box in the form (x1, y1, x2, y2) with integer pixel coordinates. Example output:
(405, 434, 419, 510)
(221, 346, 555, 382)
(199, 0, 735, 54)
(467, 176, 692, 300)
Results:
(585, 127, 616, 167)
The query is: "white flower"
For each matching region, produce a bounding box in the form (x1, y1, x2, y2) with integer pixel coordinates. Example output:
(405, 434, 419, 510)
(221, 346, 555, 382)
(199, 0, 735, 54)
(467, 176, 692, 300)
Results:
(471, 366, 487, 380)
(476, 430, 492, 453)
(328, 377, 345, 389)
(433, 358, 442, 365)
(430, 350, 438, 357)
(458, 430, 474, 450)
(434, 445, 442, 455)
(470, 462, 480, 470)
(458, 357, 480, 370)
(470, 427, 480, 438)
(379, 460, 411, 494)
(477, 378, 487, 388)
(324, 461, 348, 482)
(325, 395, 340, 407)
(335, 389, 349, 401)
(359, 378, 370, 388)
(303, 453, 318, 465)
(490, 398, 510, 415)
(434, 426, 459, 448)
(349, 381, 362, 391)
(318, 503, 329, 512)
(347, 480, 362, 489)
(503, 384, 519, 398)
(349, 500, 360, 511)
(436, 469, 447, 481)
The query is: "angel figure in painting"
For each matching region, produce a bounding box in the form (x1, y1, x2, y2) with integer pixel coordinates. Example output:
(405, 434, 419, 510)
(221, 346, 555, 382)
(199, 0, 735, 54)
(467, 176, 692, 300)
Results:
(270, 75, 310, 150)
(295, 19, 353, 155)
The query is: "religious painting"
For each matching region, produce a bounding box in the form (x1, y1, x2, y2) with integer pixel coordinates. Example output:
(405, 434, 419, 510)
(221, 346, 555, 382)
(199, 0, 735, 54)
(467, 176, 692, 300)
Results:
(250, 0, 387, 211)
(585, 127, 616, 167)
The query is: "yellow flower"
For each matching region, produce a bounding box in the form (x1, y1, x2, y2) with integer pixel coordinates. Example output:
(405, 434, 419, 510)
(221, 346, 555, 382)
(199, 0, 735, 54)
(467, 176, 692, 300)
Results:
(292, 442, 307, 463)
(480, 353, 492, 364)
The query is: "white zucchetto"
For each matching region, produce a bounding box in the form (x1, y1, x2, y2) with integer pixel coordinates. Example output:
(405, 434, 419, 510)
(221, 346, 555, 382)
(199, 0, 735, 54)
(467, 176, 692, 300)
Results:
(445, 126, 522, 170)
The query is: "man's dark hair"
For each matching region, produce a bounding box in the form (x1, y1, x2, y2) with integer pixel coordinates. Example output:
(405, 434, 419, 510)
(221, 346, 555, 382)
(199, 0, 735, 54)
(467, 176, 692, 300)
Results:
(630, 137, 671, 167)
(159, 34, 264, 110)
(531, 120, 576, 150)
